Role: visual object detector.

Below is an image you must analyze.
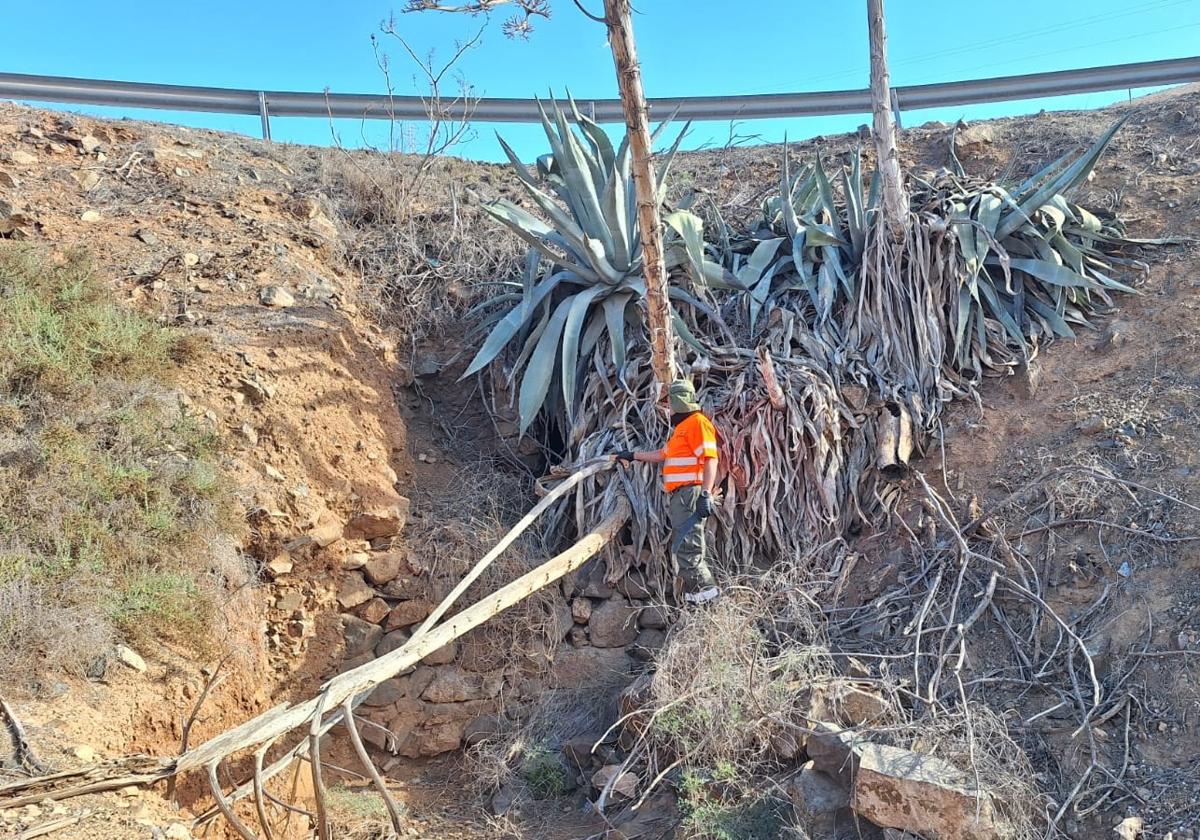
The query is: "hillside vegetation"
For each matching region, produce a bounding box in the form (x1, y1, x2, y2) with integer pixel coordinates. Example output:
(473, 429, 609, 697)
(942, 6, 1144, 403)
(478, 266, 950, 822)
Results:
(0, 247, 237, 684)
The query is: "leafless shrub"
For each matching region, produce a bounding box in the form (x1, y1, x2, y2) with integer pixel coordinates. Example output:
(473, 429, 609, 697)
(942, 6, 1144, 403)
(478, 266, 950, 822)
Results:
(315, 18, 524, 339)
(902, 704, 1043, 840)
(646, 567, 836, 778)
(0, 578, 112, 682)
(404, 461, 567, 676)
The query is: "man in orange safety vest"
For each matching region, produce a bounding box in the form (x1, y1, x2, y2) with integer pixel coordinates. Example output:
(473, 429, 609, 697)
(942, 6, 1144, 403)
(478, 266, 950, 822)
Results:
(614, 379, 720, 604)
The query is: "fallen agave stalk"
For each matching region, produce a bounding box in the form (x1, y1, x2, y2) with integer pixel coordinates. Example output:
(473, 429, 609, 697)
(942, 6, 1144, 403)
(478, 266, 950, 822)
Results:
(0, 466, 628, 840)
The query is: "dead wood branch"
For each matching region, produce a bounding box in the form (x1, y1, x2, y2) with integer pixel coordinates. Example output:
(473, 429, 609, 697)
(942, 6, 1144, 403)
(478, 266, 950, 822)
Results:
(0, 697, 48, 776)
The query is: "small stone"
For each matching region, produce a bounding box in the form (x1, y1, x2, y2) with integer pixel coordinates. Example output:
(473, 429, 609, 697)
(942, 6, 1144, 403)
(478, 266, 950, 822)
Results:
(342, 614, 384, 657)
(571, 598, 592, 624)
(79, 135, 102, 154)
(1114, 816, 1143, 840)
(336, 573, 375, 609)
(135, 229, 159, 246)
(358, 597, 390, 625)
(71, 170, 100, 190)
(345, 499, 411, 540)
(72, 744, 97, 763)
(114, 644, 147, 673)
(183, 252, 200, 267)
(118, 785, 142, 798)
(310, 519, 343, 548)
(364, 552, 409, 586)
(80, 209, 101, 222)
(259, 285, 294, 307)
(274, 591, 304, 612)
(1076, 416, 1109, 436)
(164, 821, 193, 840)
(343, 552, 369, 570)
(0, 170, 17, 188)
(265, 464, 285, 482)
(10, 150, 37, 166)
(591, 764, 637, 799)
(266, 555, 294, 576)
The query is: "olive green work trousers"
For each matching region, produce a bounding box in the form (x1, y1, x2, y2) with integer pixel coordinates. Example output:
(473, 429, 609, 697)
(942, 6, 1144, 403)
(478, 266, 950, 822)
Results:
(667, 484, 716, 592)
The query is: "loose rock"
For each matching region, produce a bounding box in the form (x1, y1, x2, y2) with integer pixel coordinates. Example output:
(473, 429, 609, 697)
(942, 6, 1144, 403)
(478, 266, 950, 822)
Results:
(591, 764, 637, 799)
(259, 285, 295, 308)
(375, 629, 410, 657)
(364, 551, 409, 586)
(342, 614, 384, 657)
(345, 499, 411, 540)
(790, 760, 851, 837)
(386, 600, 431, 630)
(337, 573, 375, 609)
(114, 644, 147, 673)
(587, 596, 639, 648)
(852, 742, 1001, 840)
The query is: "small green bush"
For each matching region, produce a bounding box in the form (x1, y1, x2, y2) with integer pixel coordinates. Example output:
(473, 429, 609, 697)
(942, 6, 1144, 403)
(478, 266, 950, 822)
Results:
(678, 771, 787, 840)
(518, 744, 569, 799)
(0, 247, 237, 685)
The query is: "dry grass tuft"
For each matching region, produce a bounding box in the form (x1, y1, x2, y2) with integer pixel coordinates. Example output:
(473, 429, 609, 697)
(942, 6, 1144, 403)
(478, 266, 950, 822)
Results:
(903, 704, 1044, 840)
(0, 246, 241, 688)
(648, 567, 835, 776)
(325, 784, 400, 840)
(314, 149, 524, 340)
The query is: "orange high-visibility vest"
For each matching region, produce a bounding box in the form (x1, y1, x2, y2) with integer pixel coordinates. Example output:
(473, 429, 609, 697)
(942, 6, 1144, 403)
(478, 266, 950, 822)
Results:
(661, 413, 719, 492)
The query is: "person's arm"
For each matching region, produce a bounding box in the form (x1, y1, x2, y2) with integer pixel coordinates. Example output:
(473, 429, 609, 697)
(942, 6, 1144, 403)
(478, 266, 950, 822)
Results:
(701, 457, 717, 493)
(612, 447, 664, 464)
(634, 448, 665, 464)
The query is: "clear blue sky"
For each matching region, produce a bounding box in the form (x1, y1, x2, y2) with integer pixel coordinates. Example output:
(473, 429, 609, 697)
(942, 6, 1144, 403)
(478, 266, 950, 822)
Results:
(2, 0, 1198, 161)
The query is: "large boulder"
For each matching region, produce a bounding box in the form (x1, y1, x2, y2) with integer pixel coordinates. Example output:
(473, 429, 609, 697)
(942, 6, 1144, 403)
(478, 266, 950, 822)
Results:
(588, 596, 639, 648)
(852, 743, 1002, 840)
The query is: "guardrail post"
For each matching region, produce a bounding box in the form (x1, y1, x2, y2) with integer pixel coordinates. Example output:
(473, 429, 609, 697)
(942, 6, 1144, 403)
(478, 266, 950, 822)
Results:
(258, 92, 272, 142)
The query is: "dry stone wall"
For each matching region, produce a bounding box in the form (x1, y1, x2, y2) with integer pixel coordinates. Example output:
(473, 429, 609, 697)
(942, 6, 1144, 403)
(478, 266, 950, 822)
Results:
(314, 534, 669, 758)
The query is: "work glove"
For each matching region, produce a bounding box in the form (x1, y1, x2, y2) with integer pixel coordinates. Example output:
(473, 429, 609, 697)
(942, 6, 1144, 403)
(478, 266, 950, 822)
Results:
(613, 449, 636, 464)
(696, 490, 714, 519)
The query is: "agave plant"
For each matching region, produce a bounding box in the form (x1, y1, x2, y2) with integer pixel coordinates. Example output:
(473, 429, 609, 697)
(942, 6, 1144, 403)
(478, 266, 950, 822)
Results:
(935, 114, 1149, 377)
(462, 97, 700, 434)
(667, 147, 880, 338)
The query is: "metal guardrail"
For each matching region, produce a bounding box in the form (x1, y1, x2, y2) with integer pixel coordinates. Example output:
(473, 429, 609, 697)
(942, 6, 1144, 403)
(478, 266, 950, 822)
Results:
(1, 56, 1198, 141)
